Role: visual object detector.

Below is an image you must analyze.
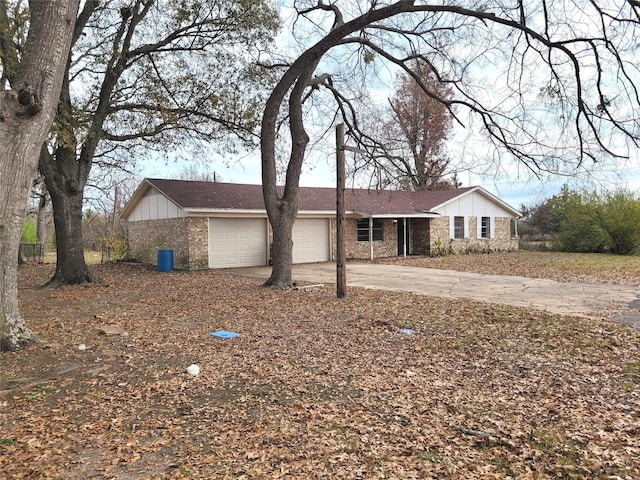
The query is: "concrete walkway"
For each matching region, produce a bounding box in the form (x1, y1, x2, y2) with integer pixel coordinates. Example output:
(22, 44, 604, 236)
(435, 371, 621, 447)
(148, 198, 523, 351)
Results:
(229, 263, 640, 321)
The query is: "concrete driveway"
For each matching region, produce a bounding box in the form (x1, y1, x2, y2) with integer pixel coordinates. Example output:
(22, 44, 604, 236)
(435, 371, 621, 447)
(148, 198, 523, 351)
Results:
(229, 263, 640, 322)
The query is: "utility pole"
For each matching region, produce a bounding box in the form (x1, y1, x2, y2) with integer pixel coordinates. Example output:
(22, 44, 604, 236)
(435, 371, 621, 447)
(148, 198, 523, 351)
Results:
(336, 123, 363, 299)
(336, 123, 346, 298)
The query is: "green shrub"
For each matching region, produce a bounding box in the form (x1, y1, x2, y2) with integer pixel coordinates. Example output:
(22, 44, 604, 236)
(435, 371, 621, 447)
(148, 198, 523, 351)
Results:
(596, 190, 640, 254)
(20, 218, 37, 244)
(552, 187, 640, 254)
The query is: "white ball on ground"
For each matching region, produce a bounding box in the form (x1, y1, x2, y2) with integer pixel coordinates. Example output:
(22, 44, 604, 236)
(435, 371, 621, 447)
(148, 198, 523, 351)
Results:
(186, 364, 200, 376)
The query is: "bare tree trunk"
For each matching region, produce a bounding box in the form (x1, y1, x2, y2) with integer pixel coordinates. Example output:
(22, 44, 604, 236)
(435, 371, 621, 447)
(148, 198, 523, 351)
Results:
(36, 187, 49, 249)
(260, 3, 417, 288)
(0, 145, 36, 349)
(39, 145, 94, 286)
(264, 205, 296, 288)
(0, 0, 80, 351)
(48, 178, 93, 285)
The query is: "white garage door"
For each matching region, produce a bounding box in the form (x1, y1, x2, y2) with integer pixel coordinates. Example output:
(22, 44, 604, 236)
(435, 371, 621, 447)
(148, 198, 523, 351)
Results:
(208, 218, 267, 268)
(292, 219, 330, 264)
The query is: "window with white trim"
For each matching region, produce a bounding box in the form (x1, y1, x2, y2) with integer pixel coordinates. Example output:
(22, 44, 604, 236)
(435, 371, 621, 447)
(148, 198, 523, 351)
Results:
(357, 218, 384, 241)
(453, 216, 465, 239)
(481, 216, 491, 238)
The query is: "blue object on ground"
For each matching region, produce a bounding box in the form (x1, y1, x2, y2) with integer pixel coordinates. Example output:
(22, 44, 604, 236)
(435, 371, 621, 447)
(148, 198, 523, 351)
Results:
(210, 330, 240, 339)
(399, 329, 414, 335)
(157, 249, 173, 272)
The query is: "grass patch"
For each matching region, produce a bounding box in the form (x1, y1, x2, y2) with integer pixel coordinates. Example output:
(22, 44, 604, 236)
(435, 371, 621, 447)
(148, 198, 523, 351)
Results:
(25, 385, 49, 401)
(415, 450, 442, 463)
(625, 361, 640, 377)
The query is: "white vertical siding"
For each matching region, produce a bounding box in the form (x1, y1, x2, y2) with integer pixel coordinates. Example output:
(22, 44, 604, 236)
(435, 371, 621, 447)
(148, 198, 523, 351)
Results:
(438, 190, 514, 240)
(437, 190, 512, 217)
(126, 187, 186, 221)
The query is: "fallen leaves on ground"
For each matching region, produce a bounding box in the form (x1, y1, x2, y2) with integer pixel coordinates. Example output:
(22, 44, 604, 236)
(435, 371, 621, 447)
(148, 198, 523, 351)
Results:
(1, 257, 639, 479)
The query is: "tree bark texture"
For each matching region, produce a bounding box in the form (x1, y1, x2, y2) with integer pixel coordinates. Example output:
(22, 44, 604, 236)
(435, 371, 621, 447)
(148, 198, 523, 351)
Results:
(265, 210, 296, 288)
(38, 20, 95, 285)
(39, 141, 94, 286)
(47, 169, 92, 285)
(0, 0, 80, 351)
(36, 188, 50, 247)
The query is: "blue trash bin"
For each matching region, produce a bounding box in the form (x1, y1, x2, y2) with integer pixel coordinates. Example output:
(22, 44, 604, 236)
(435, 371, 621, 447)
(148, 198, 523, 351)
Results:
(157, 249, 173, 272)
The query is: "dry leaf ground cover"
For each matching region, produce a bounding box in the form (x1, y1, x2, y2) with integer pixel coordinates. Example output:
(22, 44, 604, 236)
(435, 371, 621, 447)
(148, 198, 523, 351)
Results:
(1, 253, 640, 479)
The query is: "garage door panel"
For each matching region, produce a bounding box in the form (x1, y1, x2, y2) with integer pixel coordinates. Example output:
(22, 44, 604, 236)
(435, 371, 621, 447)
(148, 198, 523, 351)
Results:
(292, 219, 330, 264)
(208, 218, 267, 268)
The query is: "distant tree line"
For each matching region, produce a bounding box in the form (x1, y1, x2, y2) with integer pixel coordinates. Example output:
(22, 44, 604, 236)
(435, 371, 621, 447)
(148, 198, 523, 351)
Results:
(519, 186, 640, 255)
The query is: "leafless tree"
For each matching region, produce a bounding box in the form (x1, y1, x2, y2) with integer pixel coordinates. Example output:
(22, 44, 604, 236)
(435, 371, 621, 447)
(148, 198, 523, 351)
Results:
(366, 61, 456, 190)
(261, 0, 640, 288)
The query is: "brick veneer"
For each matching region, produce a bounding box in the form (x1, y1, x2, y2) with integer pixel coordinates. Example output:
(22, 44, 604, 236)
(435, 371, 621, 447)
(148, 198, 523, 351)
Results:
(428, 216, 518, 255)
(330, 218, 398, 260)
(408, 218, 431, 255)
(332, 216, 517, 259)
(128, 214, 518, 270)
(127, 217, 209, 270)
(187, 218, 209, 269)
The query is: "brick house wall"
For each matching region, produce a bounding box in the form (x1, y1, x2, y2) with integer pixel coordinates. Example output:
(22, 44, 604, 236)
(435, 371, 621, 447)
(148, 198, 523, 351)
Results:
(127, 217, 209, 270)
(329, 218, 398, 260)
(329, 216, 517, 260)
(409, 218, 430, 256)
(428, 217, 451, 254)
(187, 218, 209, 270)
(127, 218, 189, 268)
(428, 216, 518, 255)
(128, 214, 518, 270)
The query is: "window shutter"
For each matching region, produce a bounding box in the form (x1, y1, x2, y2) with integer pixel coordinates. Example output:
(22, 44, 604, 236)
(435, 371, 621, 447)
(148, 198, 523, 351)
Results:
(476, 216, 482, 239)
(449, 216, 455, 239)
(464, 216, 470, 238)
(490, 217, 496, 239)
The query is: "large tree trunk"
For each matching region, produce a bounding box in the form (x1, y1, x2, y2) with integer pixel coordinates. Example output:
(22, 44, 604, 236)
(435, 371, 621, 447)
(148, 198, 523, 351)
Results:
(47, 177, 92, 285)
(0, 145, 37, 349)
(264, 203, 297, 288)
(261, 60, 316, 288)
(260, 3, 415, 288)
(39, 145, 93, 286)
(0, 0, 80, 351)
(38, 0, 117, 286)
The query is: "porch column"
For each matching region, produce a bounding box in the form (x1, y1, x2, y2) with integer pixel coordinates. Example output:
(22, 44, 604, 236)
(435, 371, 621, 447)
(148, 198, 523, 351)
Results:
(369, 218, 374, 260)
(403, 218, 407, 257)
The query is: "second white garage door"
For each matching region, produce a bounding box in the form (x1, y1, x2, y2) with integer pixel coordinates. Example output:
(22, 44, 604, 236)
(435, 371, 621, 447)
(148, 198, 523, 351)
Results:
(292, 218, 330, 264)
(208, 218, 267, 268)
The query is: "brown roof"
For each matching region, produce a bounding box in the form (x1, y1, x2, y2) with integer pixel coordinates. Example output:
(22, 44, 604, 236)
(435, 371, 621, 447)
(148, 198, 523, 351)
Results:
(144, 178, 479, 216)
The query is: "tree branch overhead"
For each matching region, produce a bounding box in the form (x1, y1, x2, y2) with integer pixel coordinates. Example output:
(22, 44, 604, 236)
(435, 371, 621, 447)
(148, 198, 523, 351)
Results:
(261, 0, 640, 287)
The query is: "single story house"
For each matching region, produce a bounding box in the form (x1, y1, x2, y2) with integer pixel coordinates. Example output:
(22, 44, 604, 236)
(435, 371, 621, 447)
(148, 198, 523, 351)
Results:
(121, 178, 521, 270)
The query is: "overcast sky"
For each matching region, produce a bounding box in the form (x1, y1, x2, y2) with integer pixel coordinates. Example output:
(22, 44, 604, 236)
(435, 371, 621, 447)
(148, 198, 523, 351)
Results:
(140, 0, 640, 210)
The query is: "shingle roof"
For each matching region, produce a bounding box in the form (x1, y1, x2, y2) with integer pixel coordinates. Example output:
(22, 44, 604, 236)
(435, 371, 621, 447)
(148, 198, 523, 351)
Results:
(144, 178, 480, 216)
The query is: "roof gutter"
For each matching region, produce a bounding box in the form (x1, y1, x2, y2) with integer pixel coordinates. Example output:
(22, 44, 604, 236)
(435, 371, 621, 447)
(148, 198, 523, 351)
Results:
(356, 212, 442, 219)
